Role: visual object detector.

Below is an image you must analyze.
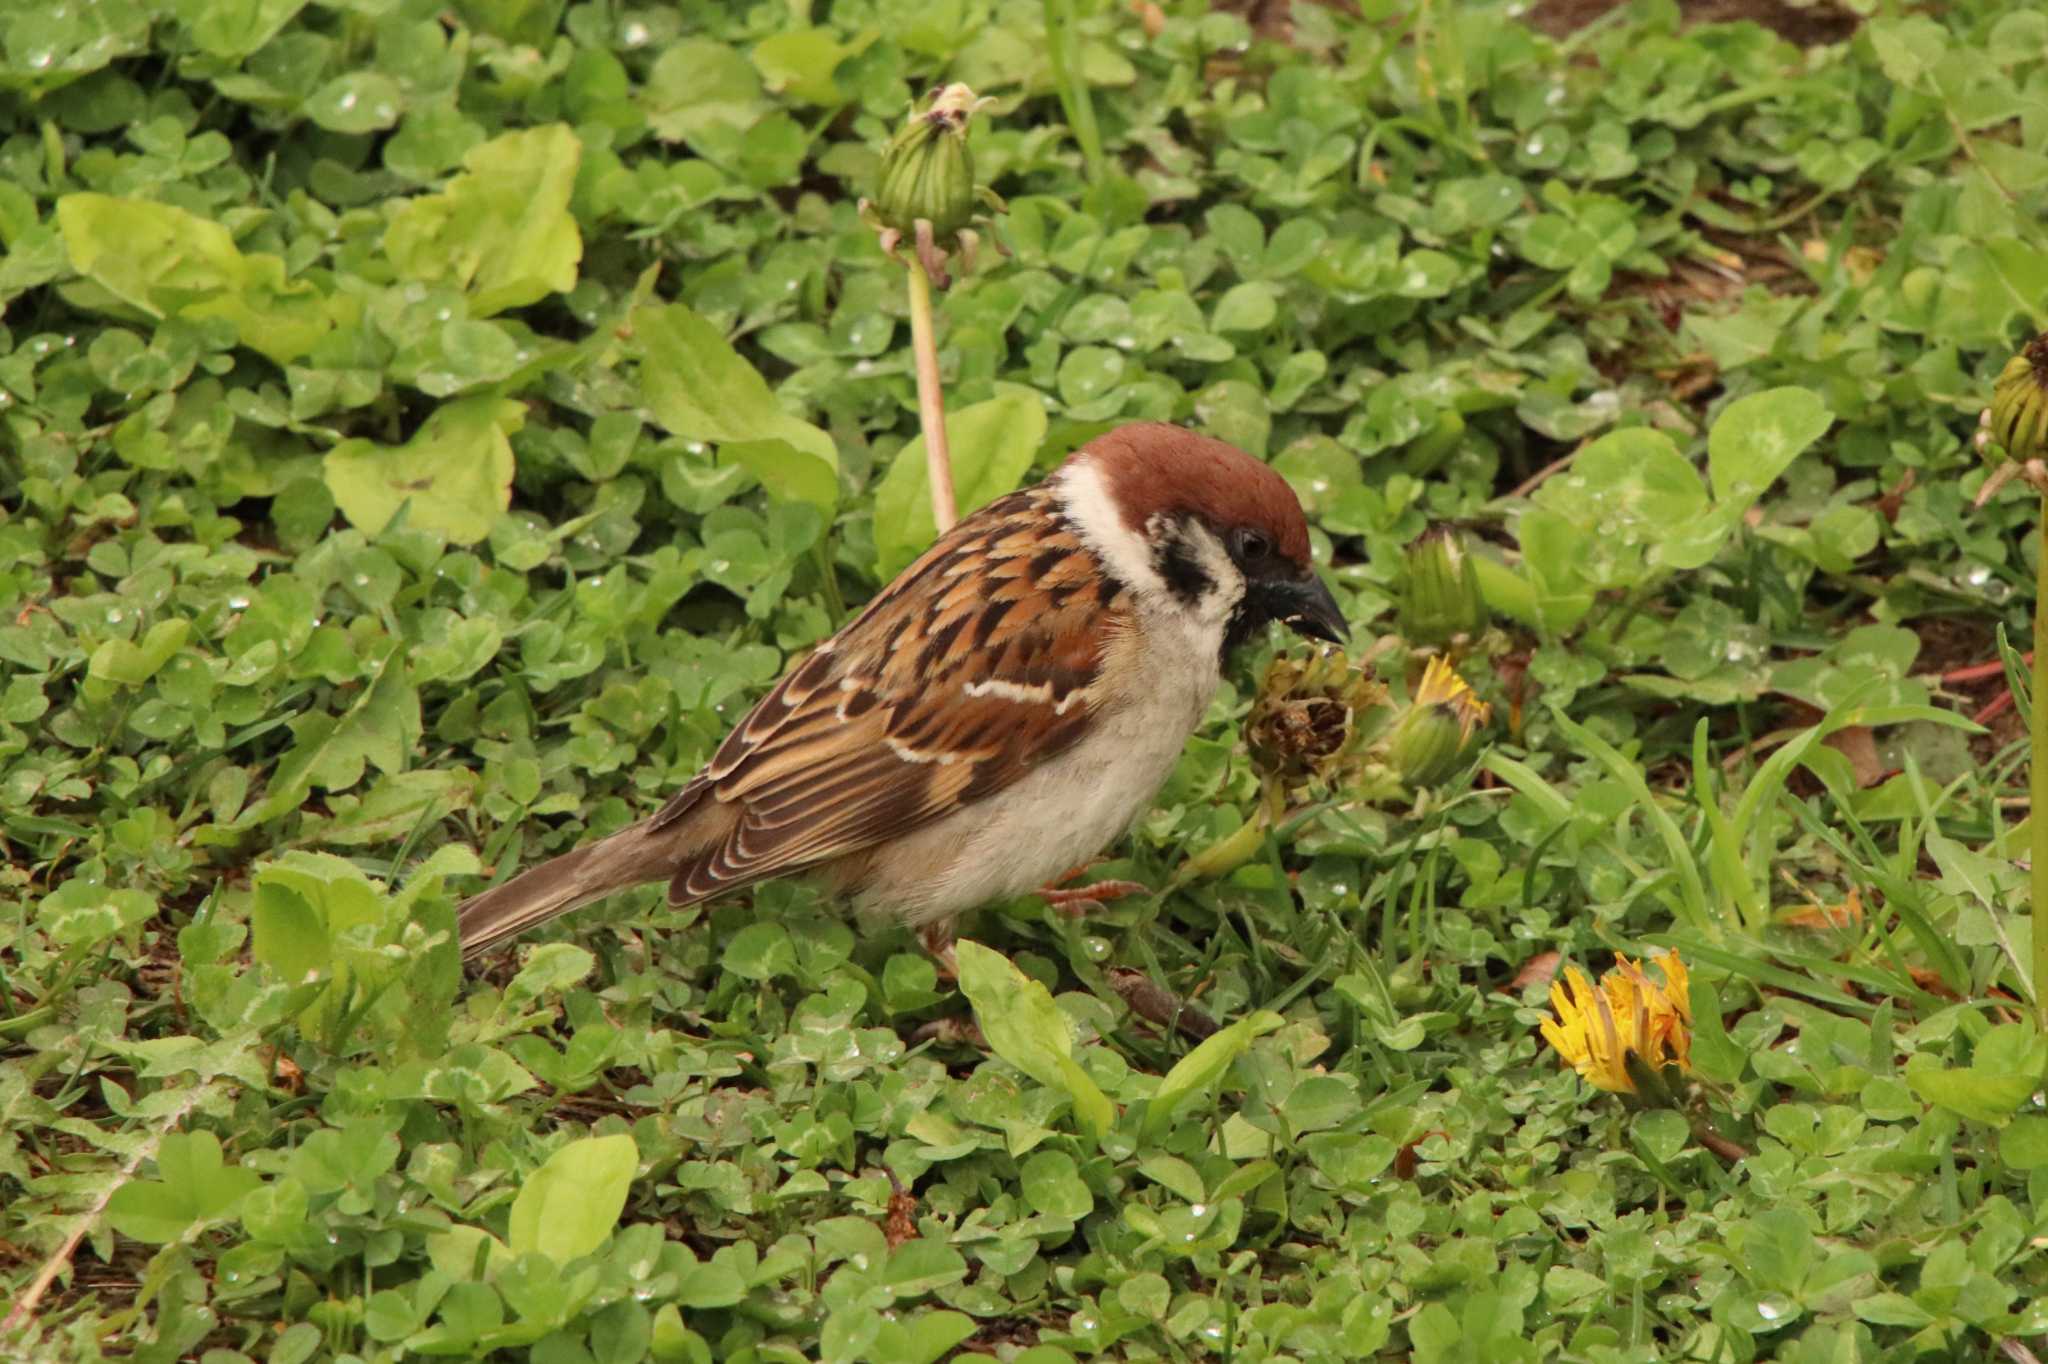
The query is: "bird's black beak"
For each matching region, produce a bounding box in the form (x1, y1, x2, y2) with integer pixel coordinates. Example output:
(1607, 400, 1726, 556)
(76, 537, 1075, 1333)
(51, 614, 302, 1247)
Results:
(1272, 572, 1348, 644)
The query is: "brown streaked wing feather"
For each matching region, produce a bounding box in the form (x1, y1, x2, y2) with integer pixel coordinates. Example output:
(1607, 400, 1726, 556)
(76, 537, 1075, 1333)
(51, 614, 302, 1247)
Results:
(655, 484, 1128, 906)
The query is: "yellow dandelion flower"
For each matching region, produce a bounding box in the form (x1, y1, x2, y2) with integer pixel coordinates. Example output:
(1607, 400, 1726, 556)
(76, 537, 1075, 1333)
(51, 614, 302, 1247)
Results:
(1387, 655, 1492, 786)
(1414, 654, 1491, 743)
(1540, 951, 1692, 1095)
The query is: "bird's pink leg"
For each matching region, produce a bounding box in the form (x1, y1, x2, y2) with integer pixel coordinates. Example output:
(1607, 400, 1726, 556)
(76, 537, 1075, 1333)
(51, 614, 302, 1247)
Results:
(1039, 866, 1151, 918)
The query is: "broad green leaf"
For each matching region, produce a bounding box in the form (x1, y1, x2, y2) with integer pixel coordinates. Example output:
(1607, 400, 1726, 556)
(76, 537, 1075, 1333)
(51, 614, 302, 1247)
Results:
(296, 770, 475, 843)
(0, 0, 151, 93)
(36, 878, 155, 950)
(867, 1310, 977, 1364)
(323, 395, 522, 544)
(643, 38, 768, 145)
(1707, 387, 1831, 506)
(2002, 1117, 2048, 1170)
(1141, 1010, 1283, 1141)
(384, 125, 582, 317)
(722, 438, 838, 513)
(107, 1130, 262, 1244)
(872, 389, 1048, 579)
(1865, 16, 1948, 90)
(1529, 427, 1722, 587)
(251, 878, 328, 984)
(502, 944, 595, 1005)
(507, 1133, 639, 1264)
(723, 922, 797, 981)
(57, 193, 331, 363)
(245, 651, 422, 828)
(175, 0, 307, 59)
(1904, 1049, 2040, 1127)
(1212, 281, 1278, 332)
(426, 1226, 514, 1281)
(750, 28, 875, 106)
(87, 619, 189, 685)
(632, 301, 838, 505)
(1018, 1149, 1093, 1219)
(954, 940, 1113, 1141)
(304, 71, 403, 133)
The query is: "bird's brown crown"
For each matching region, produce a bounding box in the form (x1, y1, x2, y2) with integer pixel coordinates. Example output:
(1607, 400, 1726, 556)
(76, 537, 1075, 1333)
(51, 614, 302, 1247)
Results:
(1070, 422, 1312, 566)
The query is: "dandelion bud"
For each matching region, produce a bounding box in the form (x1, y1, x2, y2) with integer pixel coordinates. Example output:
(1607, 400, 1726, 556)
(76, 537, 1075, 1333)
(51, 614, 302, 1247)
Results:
(1398, 529, 1487, 649)
(1984, 333, 2048, 467)
(1385, 655, 1488, 787)
(871, 84, 987, 241)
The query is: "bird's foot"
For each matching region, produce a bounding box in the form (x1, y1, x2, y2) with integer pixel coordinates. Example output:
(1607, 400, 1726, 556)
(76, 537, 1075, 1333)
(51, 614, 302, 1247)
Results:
(1039, 878, 1151, 918)
(919, 921, 959, 980)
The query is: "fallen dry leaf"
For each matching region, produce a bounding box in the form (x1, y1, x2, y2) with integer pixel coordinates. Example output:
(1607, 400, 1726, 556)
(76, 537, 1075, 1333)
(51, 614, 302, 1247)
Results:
(1781, 887, 1863, 930)
(1820, 726, 1888, 788)
(1507, 950, 1562, 993)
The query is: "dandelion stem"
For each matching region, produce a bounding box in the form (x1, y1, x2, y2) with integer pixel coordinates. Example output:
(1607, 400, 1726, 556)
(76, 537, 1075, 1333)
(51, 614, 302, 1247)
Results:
(2033, 492, 2048, 1028)
(905, 254, 955, 532)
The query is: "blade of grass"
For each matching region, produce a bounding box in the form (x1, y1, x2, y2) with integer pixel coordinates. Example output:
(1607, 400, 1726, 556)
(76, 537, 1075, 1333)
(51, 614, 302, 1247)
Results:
(1043, 0, 1104, 183)
(1691, 718, 1758, 930)
(1545, 706, 1716, 934)
(1656, 935, 1878, 1018)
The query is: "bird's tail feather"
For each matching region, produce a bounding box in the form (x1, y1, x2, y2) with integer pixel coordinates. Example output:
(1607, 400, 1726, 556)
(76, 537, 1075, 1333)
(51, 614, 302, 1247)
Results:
(457, 824, 675, 961)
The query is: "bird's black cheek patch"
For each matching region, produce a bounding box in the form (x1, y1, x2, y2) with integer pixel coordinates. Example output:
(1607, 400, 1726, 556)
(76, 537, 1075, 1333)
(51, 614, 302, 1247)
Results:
(1154, 537, 1213, 608)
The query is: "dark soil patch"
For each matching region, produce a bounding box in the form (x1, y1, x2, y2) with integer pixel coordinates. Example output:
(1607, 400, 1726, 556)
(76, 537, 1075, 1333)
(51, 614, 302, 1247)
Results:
(1525, 0, 1860, 45)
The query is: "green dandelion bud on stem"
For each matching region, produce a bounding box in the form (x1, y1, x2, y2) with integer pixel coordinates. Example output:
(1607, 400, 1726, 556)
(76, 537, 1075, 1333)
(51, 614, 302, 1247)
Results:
(873, 91, 978, 242)
(862, 83, 1004, 290)
(1386, 656, 1490, 788)
(1987, 334, 2048, 464)
(860, 84, 1008, 536)
(1398, 529, 1488, 651)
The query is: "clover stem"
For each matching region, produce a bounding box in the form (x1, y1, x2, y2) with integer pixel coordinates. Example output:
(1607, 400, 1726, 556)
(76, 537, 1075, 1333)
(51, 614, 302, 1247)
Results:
(906, 255, 956, 531)
(2034, 492, 2048, 1027)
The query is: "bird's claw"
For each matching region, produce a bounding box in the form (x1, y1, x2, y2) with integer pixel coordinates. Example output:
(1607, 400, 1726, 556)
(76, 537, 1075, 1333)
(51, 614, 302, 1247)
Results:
(1039, 879, 1151, 918)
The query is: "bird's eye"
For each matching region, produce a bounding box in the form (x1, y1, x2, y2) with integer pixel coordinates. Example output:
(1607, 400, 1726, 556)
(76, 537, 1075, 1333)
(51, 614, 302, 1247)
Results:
(1233, 527, 1274, 563)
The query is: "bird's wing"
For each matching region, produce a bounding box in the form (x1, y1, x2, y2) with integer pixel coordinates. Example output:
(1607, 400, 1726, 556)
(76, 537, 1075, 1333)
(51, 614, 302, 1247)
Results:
(648, 485, 1135, 904)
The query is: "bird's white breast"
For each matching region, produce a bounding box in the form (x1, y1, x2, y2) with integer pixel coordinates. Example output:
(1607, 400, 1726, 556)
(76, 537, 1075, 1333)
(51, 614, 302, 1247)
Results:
(855, 607, 1225, 925)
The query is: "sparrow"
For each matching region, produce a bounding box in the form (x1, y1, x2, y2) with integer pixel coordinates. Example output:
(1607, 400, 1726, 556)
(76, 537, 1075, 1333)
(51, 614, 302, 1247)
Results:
(455, 421, 1347, 966)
